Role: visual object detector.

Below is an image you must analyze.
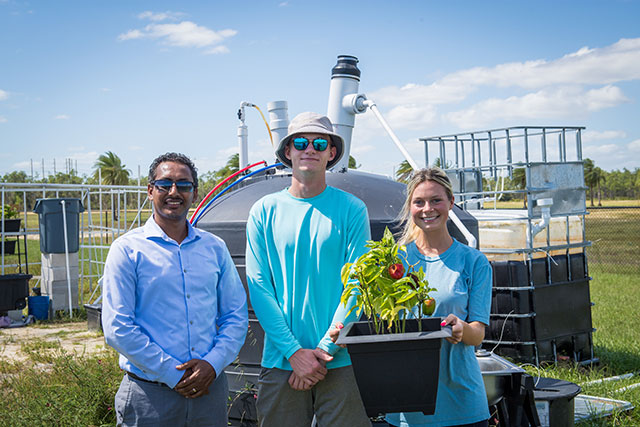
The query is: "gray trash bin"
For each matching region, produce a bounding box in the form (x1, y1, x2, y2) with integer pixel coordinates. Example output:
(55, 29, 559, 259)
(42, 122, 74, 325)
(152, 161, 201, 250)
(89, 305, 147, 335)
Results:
(33, 198, 85, 254)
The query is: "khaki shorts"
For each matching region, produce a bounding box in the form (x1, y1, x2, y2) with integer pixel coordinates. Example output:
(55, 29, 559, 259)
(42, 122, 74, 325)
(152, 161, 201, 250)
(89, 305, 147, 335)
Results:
(256, 365, 371, 427)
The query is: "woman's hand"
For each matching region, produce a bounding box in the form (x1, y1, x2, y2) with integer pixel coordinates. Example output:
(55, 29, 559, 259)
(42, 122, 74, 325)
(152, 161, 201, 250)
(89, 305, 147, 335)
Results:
(441, 314, 486, 346)
(441, 314, 464, 344)
(328, 322, 346, 348)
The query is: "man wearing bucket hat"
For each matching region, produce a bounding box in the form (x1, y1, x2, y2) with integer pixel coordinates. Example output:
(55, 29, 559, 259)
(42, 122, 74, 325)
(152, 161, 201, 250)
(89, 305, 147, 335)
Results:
(246, 112, 371, 426)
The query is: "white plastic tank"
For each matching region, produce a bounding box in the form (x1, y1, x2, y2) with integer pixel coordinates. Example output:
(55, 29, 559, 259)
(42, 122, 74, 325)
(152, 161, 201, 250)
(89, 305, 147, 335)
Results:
(469, 209, 584, 261)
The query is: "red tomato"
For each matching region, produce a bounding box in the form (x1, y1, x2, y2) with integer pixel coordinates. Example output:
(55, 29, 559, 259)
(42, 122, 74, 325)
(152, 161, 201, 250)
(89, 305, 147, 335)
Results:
(388, 263, 404, 280)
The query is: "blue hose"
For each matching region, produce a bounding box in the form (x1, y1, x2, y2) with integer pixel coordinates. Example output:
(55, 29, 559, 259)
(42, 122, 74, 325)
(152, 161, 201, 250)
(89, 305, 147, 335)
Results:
(192, 162, 282, 226)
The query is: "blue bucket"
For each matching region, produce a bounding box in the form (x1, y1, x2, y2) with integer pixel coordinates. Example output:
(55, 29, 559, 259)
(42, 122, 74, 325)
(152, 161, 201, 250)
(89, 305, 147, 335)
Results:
(28, 296, 50, 320)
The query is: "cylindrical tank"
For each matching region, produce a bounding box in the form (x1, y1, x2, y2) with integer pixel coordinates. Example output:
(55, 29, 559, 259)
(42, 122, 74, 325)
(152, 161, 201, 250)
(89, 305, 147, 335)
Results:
(327, 55, 362, 171)
(267, 101, 289, 160)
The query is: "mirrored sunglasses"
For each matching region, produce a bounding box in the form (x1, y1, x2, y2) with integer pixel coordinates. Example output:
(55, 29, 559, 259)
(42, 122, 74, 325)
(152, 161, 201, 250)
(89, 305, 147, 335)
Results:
(151, 179, 195, 193)
(292, 137, 329, 152)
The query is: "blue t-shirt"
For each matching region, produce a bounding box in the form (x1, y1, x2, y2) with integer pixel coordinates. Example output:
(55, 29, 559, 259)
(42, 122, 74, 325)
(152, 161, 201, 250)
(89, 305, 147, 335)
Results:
(386, 239, 492, 427)
(245, 186, 370, 370)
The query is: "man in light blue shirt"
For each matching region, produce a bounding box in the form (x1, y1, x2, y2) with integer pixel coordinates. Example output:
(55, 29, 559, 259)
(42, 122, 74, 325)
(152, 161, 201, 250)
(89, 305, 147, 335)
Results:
(102, 152, 248, 426)
(246, 113, 371, 426)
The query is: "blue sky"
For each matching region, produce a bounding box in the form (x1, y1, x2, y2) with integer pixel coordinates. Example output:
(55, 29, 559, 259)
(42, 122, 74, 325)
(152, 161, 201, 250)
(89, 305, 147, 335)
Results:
(1, 0, 639, 179)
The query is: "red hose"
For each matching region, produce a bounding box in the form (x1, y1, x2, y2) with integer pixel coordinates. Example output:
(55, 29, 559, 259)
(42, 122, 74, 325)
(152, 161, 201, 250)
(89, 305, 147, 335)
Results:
(189, 160, 267, 223)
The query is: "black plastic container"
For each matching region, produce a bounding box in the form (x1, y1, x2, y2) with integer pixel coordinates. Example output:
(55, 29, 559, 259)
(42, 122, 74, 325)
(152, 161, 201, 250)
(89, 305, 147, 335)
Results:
(337, 318, 451, 417)
(0, 273, 31, 312)
(533, 377, 581, 427)
(486, 253, 594, 364)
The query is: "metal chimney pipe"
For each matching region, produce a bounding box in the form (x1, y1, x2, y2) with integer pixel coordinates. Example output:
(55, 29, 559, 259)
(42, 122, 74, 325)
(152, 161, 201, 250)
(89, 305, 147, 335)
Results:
(268, 100, 289, 164)
(327, 55, 362, 172)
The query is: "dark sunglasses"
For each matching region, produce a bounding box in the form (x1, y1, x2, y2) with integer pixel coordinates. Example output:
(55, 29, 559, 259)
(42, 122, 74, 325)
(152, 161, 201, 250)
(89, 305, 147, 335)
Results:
(151, 179, 195, 193)
(292, 137, 329, 152)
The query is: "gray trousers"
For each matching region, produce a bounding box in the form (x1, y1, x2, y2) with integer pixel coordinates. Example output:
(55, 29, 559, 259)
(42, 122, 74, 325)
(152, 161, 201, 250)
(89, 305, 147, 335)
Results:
(114, 372, 228, 427)
(256, 366, 371, 427)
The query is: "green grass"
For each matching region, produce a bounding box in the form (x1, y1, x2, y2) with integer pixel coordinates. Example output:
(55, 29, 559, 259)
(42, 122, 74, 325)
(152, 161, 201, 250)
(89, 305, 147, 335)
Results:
(0, 346, 121, 426)
(1, 204, 638, 425)
(586, 209, 640, 274)
(519, 266, 640, 426)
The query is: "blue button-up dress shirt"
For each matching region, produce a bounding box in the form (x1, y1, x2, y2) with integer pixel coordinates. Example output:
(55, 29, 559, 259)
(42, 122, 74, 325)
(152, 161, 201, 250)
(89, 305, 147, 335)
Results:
(102, 216, 248, 389)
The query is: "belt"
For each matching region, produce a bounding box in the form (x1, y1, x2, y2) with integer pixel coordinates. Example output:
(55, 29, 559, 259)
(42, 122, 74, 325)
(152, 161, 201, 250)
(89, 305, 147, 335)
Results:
(126, 371, 168, 387)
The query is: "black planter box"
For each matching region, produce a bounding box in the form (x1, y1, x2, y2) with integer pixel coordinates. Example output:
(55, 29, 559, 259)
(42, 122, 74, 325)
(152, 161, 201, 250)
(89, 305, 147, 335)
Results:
(337, 317, 451, 417)
(1, 240, 16, 255)
(0, 273, 32, 312)
(2, 218, 21, 233)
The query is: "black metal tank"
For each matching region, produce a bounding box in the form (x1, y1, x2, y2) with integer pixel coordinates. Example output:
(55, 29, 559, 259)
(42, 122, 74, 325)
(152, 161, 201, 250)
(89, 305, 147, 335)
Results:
(196, 168, 479, 424)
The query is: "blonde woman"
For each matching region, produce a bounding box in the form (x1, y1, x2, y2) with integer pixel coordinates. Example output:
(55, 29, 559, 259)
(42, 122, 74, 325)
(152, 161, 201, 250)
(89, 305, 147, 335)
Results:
(386, 168, 492, 427)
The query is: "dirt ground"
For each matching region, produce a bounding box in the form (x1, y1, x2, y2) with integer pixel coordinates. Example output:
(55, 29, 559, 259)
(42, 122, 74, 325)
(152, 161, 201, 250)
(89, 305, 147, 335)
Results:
(0, 321, 107, 363)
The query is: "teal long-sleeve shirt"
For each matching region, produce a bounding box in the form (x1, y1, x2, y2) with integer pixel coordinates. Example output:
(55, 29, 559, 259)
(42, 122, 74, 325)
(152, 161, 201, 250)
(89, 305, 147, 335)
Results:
(245, 186, 370, 370)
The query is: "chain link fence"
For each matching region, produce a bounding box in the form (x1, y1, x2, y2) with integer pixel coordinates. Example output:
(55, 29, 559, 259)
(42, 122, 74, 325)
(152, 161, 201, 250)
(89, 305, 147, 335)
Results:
(586, 206, 640, 275)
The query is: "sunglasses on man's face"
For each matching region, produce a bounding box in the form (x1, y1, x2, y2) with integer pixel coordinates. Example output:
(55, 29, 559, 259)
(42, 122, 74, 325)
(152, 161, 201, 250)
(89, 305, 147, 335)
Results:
(151, 179, 195, 193)
(292, 137, 329, 152)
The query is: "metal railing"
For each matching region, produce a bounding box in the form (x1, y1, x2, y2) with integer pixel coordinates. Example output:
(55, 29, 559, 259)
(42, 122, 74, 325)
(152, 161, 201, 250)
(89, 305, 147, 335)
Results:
(1, 182, 149, 305)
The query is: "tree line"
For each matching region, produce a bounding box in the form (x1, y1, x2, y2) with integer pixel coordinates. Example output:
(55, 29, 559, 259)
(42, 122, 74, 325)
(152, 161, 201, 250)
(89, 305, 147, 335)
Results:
(1, 152, 361, 212)
(395, 158, 639, 206)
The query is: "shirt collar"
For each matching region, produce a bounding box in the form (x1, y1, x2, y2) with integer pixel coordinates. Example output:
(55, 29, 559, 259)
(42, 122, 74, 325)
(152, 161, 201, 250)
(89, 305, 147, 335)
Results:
(143, 215, 201, 245)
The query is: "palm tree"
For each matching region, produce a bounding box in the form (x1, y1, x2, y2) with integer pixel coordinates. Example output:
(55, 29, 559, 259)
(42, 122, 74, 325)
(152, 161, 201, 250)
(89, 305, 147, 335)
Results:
(395, 160, 413, 183)
(93, 151, 131, 185)
(93, 151, 131, 223)
(583, 158, 596, 207)
(511, 165, 527, 208)
(348, 155, 360, 169)
(214, 153, 239, 182)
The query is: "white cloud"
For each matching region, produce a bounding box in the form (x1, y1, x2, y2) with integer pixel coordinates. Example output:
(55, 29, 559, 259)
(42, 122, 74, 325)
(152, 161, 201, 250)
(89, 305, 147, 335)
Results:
(138, 11, 185, 22)
(351, 144, 376, 155)
(0, 116, 7, 123)
(369, 82, 468, 106)
(100, 88, 112, 92)
(437, 37, 640, 91)
(129, 145, 144, 151)
(583, 130, 627, 141)
(444, 85, 628, 129)
(118, 29, 144, 41)
(0, 89, 7, 101)
(204, 45, 230, 55)
(583, 143, 620, 156)
(366, 38, 640, 132)
(628, 139, 640, 151)
(55, 114, 70, 120)
(118, 20, 237, 53)
(279, 2, 289, 7)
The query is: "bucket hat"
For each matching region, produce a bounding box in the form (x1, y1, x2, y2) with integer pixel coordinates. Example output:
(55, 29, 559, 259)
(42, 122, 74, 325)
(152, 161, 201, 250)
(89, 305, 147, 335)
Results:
(275, 112, 344, 170)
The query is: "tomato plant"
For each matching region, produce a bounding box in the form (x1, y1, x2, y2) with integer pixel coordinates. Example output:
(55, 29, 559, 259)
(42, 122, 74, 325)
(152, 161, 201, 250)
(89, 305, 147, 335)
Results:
(341, 227, 436, 334)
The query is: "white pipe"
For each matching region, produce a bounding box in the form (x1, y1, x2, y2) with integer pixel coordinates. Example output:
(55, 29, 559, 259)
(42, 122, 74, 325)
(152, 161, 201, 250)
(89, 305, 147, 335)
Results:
(60, 200, 73, 318)
(449, 209, 478, 249)
(527, 198, 553, 247)
(238, 102, 250, 169)
(362, 99, 420, 170)
(581, 372, 636, 386)
(268, 101, 289, 163)
(361, 97, 477, 248)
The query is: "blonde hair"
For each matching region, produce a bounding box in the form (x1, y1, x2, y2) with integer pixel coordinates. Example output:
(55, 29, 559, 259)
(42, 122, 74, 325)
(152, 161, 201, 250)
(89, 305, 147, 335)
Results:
(397, 167, 454, 245)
